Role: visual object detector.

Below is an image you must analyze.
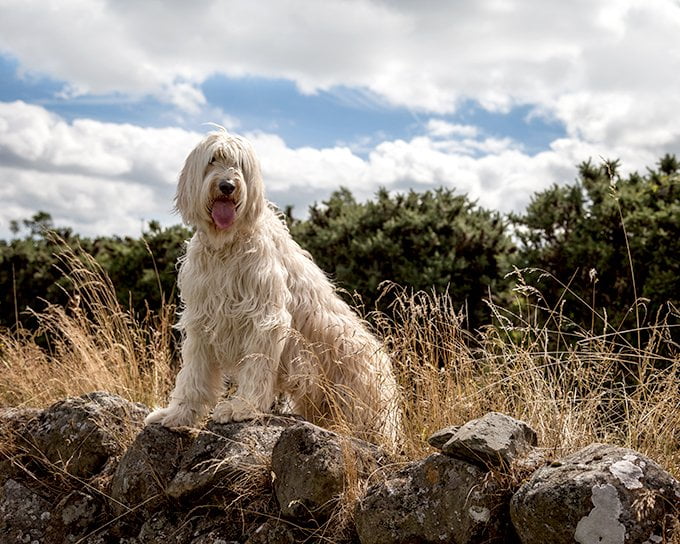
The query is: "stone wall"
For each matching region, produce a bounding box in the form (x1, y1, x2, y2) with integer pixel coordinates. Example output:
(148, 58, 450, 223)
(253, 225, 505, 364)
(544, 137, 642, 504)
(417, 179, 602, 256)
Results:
(0, 392, 677, 543)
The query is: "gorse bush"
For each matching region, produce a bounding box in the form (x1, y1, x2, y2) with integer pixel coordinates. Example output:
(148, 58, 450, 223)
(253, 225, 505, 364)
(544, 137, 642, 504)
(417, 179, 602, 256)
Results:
(0, 217, 191, 330)
(289, 187, 512, 330)
(511, 155, 680, 340)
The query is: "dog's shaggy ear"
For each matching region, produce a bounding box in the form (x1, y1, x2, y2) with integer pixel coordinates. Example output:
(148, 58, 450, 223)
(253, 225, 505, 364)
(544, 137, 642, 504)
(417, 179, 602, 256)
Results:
(236, 139, 260, 186)
(175, 138, 214, 226)
(232, 135, 266, 223)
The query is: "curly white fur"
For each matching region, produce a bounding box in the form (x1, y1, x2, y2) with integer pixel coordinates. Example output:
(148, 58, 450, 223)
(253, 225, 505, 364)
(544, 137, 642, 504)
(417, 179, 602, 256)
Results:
(145, 130, 400, 443)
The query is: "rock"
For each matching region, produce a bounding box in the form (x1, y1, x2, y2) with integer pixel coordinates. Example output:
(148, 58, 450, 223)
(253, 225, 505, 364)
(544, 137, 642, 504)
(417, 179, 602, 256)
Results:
(0, 406, 41, 434)
(355, 453, 507, 544)
(109, 423, 197, 523)
(440, 412, 537, 469)
(0, 407, 42, 483)
(77, 529, 139, 544)
(110, 416, 299, 539)
(167, 416, 296, 502)
(23, 391, 149, 478)
(0, 478, 52, 543)
(510, 443, 680, 544)
(191, 532, 240, 544)
(135, 510, 242, 544)
(427, 424, 460, 449)
(49, 491, 103, 541)
(271, 421, 389, 522)
(3, 391, 678, 544)
(182, 509, 253, 544)
(245, 520, 296, 544)
(135, 511, 183, 544)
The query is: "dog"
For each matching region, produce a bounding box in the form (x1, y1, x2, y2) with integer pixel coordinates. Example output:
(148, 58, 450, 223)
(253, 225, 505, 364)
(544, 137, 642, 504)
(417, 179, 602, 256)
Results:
(145, 130, 400, 444)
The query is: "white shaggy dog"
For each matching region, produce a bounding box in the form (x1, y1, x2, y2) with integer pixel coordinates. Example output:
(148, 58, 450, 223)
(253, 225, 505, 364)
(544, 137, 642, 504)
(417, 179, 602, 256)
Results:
(145, 130, 400, 443)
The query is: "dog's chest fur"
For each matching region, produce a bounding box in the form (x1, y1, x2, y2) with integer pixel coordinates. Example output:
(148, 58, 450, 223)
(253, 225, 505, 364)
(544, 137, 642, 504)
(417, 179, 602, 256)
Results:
(177, 223, 293, 348)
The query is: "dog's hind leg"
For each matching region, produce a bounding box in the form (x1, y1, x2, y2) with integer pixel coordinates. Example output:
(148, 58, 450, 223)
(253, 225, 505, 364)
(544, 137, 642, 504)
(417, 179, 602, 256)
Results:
(145, 330, 222, 427)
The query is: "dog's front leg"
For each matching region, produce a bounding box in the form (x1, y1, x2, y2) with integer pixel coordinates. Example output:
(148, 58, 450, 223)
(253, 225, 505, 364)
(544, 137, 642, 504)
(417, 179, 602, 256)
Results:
(212, 326, 286, 423)
(145, 330, 222, 427)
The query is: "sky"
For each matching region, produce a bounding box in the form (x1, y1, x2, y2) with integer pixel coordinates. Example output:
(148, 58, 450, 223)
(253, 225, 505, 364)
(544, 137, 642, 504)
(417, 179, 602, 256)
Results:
(1, 0, 680, 239)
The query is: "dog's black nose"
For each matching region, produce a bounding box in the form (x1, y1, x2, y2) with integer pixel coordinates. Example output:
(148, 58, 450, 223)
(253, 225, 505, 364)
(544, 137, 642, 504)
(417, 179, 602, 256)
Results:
(219, 180, 236, 195)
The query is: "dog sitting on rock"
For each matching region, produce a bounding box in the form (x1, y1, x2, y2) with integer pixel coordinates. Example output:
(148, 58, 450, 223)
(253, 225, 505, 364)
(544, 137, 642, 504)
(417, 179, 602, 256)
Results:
(145, 130, 400, 444)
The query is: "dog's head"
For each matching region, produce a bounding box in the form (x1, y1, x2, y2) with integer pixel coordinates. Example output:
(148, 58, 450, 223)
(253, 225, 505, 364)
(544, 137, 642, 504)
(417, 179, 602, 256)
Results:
(175, 130, 265, 239)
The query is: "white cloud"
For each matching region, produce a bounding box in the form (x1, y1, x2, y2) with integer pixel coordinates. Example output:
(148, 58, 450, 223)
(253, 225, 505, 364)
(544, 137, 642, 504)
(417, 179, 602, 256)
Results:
(0, 100, 674, 239)
(255, 124, 660, 217)
(0, 165, 158, 236)
(426, 120, 479, 139)
(0, 101, 200, 183)
(2, 0, 680, 135)
(159, 82, 207, 115)
(0, 101, 204, 237)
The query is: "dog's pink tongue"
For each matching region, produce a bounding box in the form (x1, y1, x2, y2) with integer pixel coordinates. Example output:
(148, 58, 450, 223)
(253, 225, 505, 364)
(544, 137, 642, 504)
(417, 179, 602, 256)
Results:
(211, 200, 236, 230)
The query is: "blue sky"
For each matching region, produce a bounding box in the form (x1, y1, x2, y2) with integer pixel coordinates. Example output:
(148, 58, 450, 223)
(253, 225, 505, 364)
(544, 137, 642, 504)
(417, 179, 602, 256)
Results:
(1, 0, 679, 238)
(1, 60, 564, 153)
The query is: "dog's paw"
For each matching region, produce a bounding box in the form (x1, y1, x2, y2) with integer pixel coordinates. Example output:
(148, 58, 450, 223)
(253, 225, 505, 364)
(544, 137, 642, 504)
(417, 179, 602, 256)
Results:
(144, 405, 197, 428)
(212, 398, 259, 423)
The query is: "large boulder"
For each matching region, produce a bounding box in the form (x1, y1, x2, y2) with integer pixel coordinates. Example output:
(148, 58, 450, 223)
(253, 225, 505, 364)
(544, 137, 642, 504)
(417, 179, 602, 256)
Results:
(23, 391, 149, 478)
(167, 416, 297, 502)
(0, 478, 53, 543)
(510, 443, 680, 544)
(110, 415, 299, 538)
(271, 421, 389, 523)
(245, 520, 297, 544)
(0, 406, 42, 484)
(109, 423, 197, 523)
(355, 453, 508, 544)
(46, 490, 104, 543)
(0, 407, 41, 438)
(133, 510, 242, 544)
(427, 424, 460, 449)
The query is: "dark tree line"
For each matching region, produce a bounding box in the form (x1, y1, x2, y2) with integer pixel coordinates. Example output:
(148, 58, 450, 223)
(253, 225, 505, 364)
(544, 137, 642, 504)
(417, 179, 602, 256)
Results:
(289, 187, 512, 330)
(512, 155, 680, 336)
(0, 216, 191, 330)
(1, 154, 678, 340)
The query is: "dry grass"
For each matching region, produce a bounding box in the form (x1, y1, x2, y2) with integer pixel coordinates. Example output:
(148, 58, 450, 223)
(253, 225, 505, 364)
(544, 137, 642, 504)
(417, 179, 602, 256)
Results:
(0, 242, 176, 409)
(377, 279, 680, 477)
